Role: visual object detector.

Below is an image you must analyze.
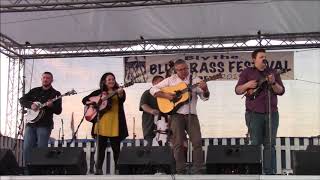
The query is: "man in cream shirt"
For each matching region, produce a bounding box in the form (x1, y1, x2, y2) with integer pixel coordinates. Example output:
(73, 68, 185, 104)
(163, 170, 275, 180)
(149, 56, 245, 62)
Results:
(150, 59, 210, 174)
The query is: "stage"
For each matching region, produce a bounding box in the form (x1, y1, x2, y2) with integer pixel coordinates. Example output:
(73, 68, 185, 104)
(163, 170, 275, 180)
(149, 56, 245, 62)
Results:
(1, 175, 320, 180)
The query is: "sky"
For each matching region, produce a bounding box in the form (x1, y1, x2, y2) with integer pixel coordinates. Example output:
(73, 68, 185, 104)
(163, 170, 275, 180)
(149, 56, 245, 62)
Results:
(1, 49, 320, 140)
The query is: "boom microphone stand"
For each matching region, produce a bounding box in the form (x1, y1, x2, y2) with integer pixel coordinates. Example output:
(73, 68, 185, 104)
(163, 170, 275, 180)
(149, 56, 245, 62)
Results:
(61, 119, 64, 145)
(186, 73, 193, 174)
(265, 80, 274, 174)
(70, 107, 90, 144)
(264, 61, 275, 175)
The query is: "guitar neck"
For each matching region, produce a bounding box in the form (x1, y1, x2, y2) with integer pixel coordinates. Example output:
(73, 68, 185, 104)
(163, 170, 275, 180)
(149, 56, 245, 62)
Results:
(180, 83, 198, 94)
(180, 74, 221, 94)
(99, 83, 132, 101)
(101, 91, 117, 101)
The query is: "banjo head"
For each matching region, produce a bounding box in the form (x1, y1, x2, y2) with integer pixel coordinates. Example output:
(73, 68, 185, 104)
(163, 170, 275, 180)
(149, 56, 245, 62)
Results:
(24, 102, 44, 123)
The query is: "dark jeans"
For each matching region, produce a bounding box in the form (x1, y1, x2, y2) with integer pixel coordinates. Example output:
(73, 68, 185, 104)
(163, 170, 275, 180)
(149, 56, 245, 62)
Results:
(23, 125, 52, 164)
(245, 111, 279, 174)
(95, 136, 121, 171)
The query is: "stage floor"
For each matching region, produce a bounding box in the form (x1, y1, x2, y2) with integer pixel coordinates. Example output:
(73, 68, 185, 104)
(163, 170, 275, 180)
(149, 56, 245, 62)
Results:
(1, 175, 320, 180)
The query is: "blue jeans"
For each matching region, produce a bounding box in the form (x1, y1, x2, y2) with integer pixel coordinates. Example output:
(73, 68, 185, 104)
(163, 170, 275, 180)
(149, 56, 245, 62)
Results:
(23, 125, 52, 164)
(245, 111, 279, 175)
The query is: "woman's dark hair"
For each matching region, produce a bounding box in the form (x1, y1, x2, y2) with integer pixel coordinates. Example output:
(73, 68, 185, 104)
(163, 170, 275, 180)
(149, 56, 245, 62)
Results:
(99, 72, 119, 91)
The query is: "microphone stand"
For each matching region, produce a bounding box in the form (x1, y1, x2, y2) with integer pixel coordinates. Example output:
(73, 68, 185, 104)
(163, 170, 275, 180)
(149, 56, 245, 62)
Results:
(266, 81, 273, 174)
(70, 106, 90, 144)
(186, 73, 193, 174)
(61, 119, 64, 145)
(263, 61, 274, 174)
(58, 128, 61, 146)
(133, 117, 136, 146)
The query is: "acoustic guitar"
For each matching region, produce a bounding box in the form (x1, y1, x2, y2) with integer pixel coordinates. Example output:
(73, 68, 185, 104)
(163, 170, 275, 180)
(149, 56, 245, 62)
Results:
(84, 81, 134, 122)
(157, 73, 222, 114)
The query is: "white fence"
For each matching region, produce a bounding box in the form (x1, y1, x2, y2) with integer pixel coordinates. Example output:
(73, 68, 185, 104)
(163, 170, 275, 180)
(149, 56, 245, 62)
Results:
(1, 136, 319, 174)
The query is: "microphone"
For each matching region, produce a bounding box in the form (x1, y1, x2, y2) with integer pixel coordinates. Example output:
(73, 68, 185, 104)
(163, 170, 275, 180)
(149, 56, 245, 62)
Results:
(165, 60, 175, 78)
(188, 73, 193, 92)
(263, 59, 268, 65)
(168, 60, 174, 68)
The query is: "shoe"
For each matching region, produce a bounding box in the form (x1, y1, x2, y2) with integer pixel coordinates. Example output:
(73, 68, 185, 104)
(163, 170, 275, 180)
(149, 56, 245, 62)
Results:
(115, 169, 119, 175)
(175, 169, 186, 174)
(95, 169, 103, 175)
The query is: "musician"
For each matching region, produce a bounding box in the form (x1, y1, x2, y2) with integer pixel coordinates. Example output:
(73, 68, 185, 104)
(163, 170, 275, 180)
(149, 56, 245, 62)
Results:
(235, 48, 285, 174)
(19, 72, 62, 170)
(139, 75, 164, 146)
(82, 72, 128, 175)
(150, 59, 210, 174)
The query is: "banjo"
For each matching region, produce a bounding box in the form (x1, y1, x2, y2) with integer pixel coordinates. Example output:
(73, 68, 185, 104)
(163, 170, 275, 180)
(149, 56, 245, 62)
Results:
(24, 89, 77, 124)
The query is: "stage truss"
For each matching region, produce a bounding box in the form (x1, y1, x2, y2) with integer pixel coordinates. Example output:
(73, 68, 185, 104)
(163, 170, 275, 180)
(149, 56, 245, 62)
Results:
(0, 0, 250, 13)
(1, 32, 319, 59)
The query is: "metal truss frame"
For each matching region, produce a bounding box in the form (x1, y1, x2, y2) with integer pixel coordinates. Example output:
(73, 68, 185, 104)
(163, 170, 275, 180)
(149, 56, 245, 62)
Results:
(4, 56, 25, 138)
(1, 32, 320, 59)
(0, 34, 25, 137)
(0, 33, 22, 58)
(0, 0, 249, 13)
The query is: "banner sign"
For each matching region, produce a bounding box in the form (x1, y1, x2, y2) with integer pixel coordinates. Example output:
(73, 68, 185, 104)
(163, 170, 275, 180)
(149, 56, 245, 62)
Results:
(124, 52, 294, 83)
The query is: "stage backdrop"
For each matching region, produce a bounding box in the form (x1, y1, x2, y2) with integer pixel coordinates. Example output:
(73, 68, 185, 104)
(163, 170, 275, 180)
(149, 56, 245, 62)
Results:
(124, 52, 294, 83)
(21, 50, 319, 141)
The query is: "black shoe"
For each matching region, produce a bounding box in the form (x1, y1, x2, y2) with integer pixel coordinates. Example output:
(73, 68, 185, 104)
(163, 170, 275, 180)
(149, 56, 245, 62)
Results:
(95, 169, 103, 175)
(176, 170, 186, 174)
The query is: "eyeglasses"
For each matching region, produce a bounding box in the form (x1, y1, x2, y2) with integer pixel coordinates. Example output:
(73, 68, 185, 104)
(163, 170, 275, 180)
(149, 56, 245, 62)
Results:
(175, 67, 189, 72)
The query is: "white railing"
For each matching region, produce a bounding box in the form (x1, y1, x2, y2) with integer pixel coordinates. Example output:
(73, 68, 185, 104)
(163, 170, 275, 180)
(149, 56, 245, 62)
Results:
(1, 136, 319, 174)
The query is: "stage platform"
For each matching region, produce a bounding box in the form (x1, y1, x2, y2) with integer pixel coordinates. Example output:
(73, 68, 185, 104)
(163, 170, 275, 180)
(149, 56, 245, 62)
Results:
(1, 175, 320, 180)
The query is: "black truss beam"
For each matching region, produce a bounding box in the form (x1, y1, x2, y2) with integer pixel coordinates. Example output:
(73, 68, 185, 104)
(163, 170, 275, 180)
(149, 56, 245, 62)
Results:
(0, 0, 249, 13)
(1, 32, 320, 59)
(0, 33, 22, 58)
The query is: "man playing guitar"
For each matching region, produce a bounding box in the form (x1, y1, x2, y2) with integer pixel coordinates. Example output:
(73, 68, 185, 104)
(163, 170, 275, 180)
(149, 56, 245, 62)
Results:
(150, 59, 210, 174)
(19, 72, 62, 172)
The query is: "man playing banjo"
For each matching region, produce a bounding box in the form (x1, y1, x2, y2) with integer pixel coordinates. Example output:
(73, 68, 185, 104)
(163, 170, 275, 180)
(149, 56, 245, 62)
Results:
(19, 72, 62, 172)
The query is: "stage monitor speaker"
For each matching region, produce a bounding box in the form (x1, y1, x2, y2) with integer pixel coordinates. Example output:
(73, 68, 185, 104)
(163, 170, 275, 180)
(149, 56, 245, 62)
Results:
(293, 150, 320, 175)
(27, 147, 87, 175)
(306, 145, 320, 152)
(0, 149, 20, 175)
(118, 146, 175, 174)
(206, 145, 262, 174)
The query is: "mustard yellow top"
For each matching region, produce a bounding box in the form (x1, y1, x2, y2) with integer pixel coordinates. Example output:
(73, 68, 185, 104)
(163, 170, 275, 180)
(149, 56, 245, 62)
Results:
(94, 95, 119, 137)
